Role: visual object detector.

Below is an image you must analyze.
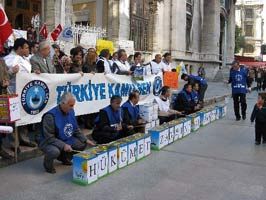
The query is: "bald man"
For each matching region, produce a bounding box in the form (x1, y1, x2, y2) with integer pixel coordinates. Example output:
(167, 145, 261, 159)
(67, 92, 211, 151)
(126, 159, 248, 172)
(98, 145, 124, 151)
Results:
(39, 92, 95, 173)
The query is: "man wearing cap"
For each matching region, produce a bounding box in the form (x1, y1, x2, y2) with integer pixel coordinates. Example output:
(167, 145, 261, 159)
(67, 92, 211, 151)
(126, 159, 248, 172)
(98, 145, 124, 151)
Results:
(228, 60, 251, 121)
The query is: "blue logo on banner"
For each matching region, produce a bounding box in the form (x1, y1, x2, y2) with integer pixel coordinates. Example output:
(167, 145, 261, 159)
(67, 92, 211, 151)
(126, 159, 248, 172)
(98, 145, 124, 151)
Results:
(21, 80, 49, 115)
(153, 76, 162, 96)
(61, 27, 73, 41)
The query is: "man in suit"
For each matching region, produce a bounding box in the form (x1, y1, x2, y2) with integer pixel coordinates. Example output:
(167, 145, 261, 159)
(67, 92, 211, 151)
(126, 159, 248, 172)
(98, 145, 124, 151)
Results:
(30, 40, 56, 74)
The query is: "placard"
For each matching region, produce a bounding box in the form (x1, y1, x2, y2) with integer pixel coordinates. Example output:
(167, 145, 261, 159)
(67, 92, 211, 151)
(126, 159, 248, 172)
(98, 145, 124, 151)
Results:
(118, 40, 134, 55)
(163, 72, 178, 89)
(0, 95, 21, 123)
(80, 32, 97, 49)
(96, 39, 114, 55)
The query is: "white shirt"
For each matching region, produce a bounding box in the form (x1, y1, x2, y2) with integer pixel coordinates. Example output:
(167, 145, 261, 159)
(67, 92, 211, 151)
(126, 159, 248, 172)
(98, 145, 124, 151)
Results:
(4, 51, 32, 93)
(161, 60, 172, 72)
(155, 96, 170, 112)
(4, 51, 32, 73)
(150, 60, 164, 75)
(113, 60, 130, 73)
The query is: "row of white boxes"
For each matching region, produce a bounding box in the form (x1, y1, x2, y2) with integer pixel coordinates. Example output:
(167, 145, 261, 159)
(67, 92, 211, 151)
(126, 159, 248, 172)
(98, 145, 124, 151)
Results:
(73, 104, 226, 185)
(73, 133, 151, 185)
(148, 104, 227, 150)
(139, 103, 160, 134)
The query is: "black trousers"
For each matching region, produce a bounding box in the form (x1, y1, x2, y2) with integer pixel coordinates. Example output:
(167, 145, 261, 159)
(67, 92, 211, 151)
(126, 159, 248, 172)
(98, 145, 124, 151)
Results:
(255, 123, 266, 143)
(232, 93, 247, 118)
(257, 79, 262, 91)
(199, 84, 208, 102)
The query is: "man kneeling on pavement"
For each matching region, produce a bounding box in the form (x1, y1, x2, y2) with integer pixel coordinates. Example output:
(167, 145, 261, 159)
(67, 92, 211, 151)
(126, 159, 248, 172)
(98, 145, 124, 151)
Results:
(92, 95, 135, 144)
(122, 90, 146, 133)
(39, 92, 95, 174)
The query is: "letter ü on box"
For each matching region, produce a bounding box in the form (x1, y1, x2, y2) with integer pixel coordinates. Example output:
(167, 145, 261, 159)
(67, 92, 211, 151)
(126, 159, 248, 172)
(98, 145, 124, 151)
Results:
(73, 133, 152, 185)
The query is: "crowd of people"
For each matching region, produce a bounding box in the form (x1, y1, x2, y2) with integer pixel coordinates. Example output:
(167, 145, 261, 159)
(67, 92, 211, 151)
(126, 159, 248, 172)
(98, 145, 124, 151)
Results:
(0, 37, 208, 173)
(254, 68, 266, 91)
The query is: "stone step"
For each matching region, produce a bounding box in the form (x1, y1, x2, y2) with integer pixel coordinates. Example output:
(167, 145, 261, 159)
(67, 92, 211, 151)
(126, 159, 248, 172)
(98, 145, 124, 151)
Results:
(0, 129, 93, 168)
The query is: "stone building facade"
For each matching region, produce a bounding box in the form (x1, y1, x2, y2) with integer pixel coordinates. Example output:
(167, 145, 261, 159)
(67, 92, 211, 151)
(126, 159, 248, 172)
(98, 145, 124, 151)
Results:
(2, 0, 41, 30)
(235, 0, 265, 59)
(0, 0, 236, 79)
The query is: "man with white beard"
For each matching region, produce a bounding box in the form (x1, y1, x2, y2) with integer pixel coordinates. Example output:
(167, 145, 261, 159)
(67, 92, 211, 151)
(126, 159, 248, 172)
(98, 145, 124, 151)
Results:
(112, 49, 133, 75)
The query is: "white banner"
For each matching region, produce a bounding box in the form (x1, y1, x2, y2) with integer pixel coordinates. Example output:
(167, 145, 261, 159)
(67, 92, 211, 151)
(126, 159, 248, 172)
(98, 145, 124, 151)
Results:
(16, 73, 163, 126)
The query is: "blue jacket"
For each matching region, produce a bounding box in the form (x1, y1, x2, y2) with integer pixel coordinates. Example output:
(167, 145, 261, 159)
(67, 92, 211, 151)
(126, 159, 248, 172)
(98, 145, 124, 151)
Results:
(95, 105, 122, 126)
(191, 90, 199, 104)
(189, 75, 207, 86)
(122, 101, 140, 123)
(229, 67, 249, 94)
(174, 89, 196, 114)
(44, 106, 78, 145)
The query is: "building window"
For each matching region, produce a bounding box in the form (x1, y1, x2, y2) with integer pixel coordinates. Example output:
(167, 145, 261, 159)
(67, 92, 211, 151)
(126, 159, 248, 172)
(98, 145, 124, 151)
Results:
(17, 0, 30, 10)
(245, 24, 253, 37)
(245, 44, 254, 53)
(33, 4, 39, 12)
(5, 0, 12, 6)
(245, 8, 253, 19)
(130, 0, 149, 51)
(186, 0, 193, 50)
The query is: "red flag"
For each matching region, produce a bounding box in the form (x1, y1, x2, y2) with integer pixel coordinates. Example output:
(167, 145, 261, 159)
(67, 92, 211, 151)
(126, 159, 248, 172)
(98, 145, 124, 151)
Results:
(39, 23, 48, 39)
(51, 24, 63, 41)
(0, 4, 13, 52)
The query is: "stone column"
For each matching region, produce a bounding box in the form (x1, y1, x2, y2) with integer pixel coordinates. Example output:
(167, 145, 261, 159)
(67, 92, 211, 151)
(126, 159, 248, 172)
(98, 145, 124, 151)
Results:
(118, 0, 130, 40)
(201, 0, 220, 62)
(170, 0, 186, 57)
(96, 0, 104, 28)
(65, 0, 73, 27)
(43, 0, 56, 30)
(226, 1, 236, 65)
(107, 0, 120, 42)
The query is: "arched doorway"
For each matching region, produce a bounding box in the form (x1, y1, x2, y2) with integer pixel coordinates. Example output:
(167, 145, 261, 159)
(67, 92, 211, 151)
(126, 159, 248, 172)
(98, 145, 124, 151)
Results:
(15, 14, 23, 29)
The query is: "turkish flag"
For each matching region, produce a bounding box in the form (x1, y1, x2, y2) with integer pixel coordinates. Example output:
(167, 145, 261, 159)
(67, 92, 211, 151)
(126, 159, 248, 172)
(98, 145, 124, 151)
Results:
(51, 24, 63, 41)
(39, 23, 48, 39)
(0, 4, 13, 52)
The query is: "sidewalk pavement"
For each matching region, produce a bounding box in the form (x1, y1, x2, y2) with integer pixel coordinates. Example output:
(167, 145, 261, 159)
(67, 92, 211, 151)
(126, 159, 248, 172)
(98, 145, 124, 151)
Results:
(0, 92, 264, 200)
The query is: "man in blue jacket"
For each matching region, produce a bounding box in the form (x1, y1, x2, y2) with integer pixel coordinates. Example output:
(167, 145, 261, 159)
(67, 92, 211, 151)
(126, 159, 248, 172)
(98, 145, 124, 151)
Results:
(181, 73, 208, 104)
(122, 91, 145, 132)
(39, 92, 95, 174)
(174, 83, 200, 115)
(92, 95, 134, 144)
(228, 60, 251, 121)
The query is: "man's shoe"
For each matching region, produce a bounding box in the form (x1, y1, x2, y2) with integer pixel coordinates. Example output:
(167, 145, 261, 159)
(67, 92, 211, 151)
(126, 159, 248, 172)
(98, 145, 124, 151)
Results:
(62, 159, 72, 166)
(236, 117, 241, 121)
(57, 157, 72, 165)
(43, 157, 56, 174)
(255, 141, 261, 145)
(262, 141, 266, 144)
(0, 149, 13, 159)
(44, 164, 56, 174)
(242, 115, 246, 120)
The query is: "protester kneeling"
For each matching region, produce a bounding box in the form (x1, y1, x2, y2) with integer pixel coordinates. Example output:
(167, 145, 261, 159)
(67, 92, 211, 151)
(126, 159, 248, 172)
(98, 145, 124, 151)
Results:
(122, 90, 146, 133)
(39, 92, 95, 174)
(92, 95, 135, 144)
(155, 86, 184, 124)
(174, 83, 201, 115)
